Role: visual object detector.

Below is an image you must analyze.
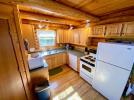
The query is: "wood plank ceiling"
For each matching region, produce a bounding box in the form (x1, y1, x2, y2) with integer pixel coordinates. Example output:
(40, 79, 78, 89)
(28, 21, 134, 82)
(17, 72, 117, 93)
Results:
(53, 0, 134, 17)
(2, 0, 134, 27)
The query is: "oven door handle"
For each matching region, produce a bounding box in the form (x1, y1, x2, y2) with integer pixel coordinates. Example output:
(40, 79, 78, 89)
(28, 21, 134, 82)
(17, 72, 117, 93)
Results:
(80, 59, 95, 67)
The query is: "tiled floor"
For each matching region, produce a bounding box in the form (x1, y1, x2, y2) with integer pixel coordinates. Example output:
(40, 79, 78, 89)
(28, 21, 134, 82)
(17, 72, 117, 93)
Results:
(49, 65, 107, 100)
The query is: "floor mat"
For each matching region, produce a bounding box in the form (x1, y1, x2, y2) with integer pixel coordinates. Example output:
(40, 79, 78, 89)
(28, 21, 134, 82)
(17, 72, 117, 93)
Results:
(49, 66, 63, 76)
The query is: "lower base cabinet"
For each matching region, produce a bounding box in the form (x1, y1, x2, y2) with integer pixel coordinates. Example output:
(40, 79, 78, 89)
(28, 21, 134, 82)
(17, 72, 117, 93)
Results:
(44, 52, 67, 70)
(45, 52, 80, 72)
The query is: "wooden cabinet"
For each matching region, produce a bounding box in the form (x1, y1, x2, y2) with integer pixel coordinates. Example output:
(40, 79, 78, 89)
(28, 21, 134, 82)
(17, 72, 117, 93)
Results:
(44, 52, 67, 70)
(68, 30, 74, 44)
(122, 22, 134, 37)
(45, 58, 52, 70)
(73, 29, 80, 44)
(45, 55, 55, 70)
(105, 23, 122, 37)
(57, 28, 89, 46)
(57, 29, 69, 43)
(68, 28, 89, 46)
(55, 53, 63, 67)
(79, 28, 89, 46)
(21, 24, 36, 49)
(91, 25, 105, 37)
(62, 53, 67, 64)
(55, 53, 66, 67)
(63, 30, 69, 43)
(57, 29, 64, 43)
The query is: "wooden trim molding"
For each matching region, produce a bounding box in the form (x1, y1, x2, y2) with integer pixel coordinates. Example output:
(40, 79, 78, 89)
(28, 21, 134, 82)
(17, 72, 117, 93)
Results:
(13, 5, 32, 100)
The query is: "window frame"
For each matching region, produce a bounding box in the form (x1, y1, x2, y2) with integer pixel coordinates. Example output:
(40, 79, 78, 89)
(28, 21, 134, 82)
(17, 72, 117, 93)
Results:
(37, 29, 57, 47)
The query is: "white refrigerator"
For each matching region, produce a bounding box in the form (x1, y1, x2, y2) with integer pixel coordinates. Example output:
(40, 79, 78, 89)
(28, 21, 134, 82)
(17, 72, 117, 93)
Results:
(92, 42, 134, 100)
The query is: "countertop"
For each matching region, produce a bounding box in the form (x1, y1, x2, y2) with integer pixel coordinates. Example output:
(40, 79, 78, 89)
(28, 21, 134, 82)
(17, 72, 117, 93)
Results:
(30, 49, 85, 58)
(67, 50, 85, 57)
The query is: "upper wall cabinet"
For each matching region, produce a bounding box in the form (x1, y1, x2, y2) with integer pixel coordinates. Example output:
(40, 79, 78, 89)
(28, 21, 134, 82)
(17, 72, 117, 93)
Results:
(63, 30, 69, 43)
(105, 23, 122, 37)
(79, 28, 89, 46)
(91, 25, 105, 37)
(57, 29, 69, 43)
(122, 22, 134, 37)
(73, 29, 80, 44)
(69, 28, 89, 46)
(21, 24, 36, 49)
(57, 29, 64, 43)
(68, 30, 74, 44)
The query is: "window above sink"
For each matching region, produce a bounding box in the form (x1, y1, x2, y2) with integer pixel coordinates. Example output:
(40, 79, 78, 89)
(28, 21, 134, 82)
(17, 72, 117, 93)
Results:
(37, 29, 56, 47)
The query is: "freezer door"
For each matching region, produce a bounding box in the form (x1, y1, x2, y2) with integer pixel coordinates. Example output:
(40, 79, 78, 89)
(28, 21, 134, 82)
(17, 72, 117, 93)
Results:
(93, 61, 130, 100)
(97, 43, 134, 70)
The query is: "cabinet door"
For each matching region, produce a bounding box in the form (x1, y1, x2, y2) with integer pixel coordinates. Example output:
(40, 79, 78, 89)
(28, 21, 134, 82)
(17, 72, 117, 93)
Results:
(56, 29, 64, 43)
(51, 56, 56, 69)
(55, 53, 66, 67)
(21, 24, 36, 48)
(62, 30, 68, 43)
(122, 22, 134, 37)
(105, 23, 122, 37)
(45, 58, 52, 70)
(73, 29, 80, 44)
(91, 25, 105, 37)
(62, 53, 67, 65)
(55, 53, 63, 67)
(45, 55, 56, 70)
(0, 19, 27, 100)
(79, 28, 89, 46)
(68, 30, 74, 44)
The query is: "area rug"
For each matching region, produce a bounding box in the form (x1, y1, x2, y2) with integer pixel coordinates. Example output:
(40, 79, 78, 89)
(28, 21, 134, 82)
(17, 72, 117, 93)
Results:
(49, 66, 63, 76)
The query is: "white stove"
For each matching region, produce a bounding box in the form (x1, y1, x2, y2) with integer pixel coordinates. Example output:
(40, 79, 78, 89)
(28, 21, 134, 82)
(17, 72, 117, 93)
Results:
(80, 51, 96, 85)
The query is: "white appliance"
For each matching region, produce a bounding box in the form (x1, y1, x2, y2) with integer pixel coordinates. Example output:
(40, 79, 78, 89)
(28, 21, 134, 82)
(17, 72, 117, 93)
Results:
(28, 54, 45, 70)
(93, 42, 134, 100)
(69, 53, 77, 71)
(80, 51, 96, 85)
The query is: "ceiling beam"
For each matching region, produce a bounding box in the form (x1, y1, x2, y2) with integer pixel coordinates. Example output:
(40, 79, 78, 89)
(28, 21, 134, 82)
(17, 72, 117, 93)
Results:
(100, 6, 134, 20)
(6, 0, 99, 21)
(22, 19, 69, 29)
(20, 11, 81, 25)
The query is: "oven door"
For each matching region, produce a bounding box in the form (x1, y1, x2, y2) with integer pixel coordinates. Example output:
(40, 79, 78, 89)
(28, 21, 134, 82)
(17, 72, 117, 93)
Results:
(80, 61, 95, 78)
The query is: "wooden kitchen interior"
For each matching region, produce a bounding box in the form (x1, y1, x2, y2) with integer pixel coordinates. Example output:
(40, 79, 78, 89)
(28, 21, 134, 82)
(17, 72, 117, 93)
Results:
(0, 0, 134, 100)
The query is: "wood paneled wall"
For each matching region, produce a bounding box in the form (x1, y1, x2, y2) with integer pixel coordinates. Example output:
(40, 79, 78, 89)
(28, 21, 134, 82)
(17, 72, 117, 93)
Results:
(0, 3, 31, 100)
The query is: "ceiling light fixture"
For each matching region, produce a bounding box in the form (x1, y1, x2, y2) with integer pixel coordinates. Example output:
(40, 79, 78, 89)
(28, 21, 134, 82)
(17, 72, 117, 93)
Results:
(69, 24, 73, 30)
(86, 20, 90, 27)
(38, 24, 43, 29)
(38, 21, 45, 29)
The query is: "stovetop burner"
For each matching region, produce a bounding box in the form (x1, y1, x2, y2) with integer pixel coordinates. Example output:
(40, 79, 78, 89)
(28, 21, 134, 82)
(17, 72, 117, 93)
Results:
(84, 55, 96, 62)
(90, 58, 95, 62)
(85, 56, 92, 59)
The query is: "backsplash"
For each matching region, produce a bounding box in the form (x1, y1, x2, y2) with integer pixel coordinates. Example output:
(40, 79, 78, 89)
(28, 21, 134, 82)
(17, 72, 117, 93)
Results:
(74, 46, 85, 52)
